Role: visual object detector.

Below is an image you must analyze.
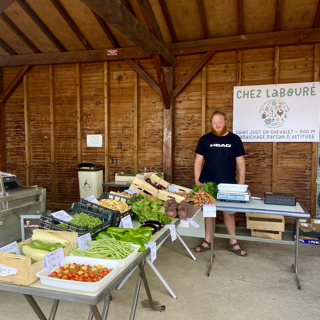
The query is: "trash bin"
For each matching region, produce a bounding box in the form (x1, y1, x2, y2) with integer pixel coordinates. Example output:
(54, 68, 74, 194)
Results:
(77, 163, 104, 199)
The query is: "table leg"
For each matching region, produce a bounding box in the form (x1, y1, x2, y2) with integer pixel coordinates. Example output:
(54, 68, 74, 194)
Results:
(48, 300, 59, 320)
(89, 305, 103, 320)
(176, 233, 197, 261)
(291, 217, 301, 290)
(117, 267, 137, 290)
(23, 294, 47, 320)
(207, 217, 216, 277)
(87, 294, 111, 320)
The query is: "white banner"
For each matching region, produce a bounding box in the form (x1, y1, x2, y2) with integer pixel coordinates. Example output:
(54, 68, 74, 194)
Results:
(233, 83, 320, 142)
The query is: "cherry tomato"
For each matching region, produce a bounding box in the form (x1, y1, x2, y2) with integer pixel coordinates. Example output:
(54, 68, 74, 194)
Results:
(84, 273, 89, 279)
(51, 272, 57, 277)
(57, 273, 63, 278)
(62, 274, 69, 280)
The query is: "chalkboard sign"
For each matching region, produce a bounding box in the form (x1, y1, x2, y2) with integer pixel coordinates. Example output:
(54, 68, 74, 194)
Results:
(20, 215, 40, 240)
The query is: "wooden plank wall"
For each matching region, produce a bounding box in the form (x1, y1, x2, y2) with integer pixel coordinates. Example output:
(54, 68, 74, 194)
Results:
(2, 44, 318, 215)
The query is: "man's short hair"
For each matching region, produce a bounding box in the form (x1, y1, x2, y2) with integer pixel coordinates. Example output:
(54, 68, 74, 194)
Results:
(211, 110, 227, 121)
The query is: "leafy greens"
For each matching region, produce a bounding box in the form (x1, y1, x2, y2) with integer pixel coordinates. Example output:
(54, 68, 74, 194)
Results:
(191, 182, 218, 199)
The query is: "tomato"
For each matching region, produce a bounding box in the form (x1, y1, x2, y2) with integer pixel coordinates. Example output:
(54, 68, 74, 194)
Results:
(62, 274, 69, 280)
(51, 272, 57, 277)
(88, 280, 93, 283)
(84, 273, 89, 279)
(57, 273, 63, 278)
(97, 264, 103, 270)
(89, 273, 95, 278)
(78, 278, 84, 282)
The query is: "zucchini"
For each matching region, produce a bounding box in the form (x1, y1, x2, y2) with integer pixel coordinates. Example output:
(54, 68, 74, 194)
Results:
(32, 231, 69, 247)
(32, 240, 63, 252)
(20, 244, 50, 262)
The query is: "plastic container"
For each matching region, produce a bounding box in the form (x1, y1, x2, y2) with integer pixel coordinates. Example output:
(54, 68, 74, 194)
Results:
(77, 163, 104, 199)
(217, 183, 249, 193)
(36, 256, 120, 292)
(39, 202, 113, 239)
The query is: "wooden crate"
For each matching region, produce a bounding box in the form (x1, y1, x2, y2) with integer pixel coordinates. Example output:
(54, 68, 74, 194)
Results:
(246, 212, 285, 232)
(142, 173, 170, 189)
(130, 176, 158, 192)
(0, 230, 77, 286)
(157, 189, 185, 203)
(251, 230, 282, 240)
(129, 182, 158, 199)
(115, 173, 136, 182)
(170, 184, 193, 194)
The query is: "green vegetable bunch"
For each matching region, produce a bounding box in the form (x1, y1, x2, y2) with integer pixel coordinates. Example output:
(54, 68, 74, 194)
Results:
(59, 212, 102, 229)
(132, 196, 172, 225)
(191, 182, 218, 199)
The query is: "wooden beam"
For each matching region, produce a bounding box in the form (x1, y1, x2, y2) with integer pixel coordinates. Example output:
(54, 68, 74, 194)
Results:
(238, 0, 244, 35)
(0, 0, 15, 14)
(125, 58, 161, 96)
(49, 65, 57, 203)
(80, 0, 175, 65)
(17, 0, 67, 52)
(272, 46, 280, 193)
(92, 10, 120, 48)
(314, 43, 319, 81)
(50, 0, 93, 50)
(153, 55, 170, 109)
(201, 65, 206, 136)
(275, 0, 282, 31)
(0, 67, 5, 171)
(137, 0, 165, 44)
(0, 12, 41, 53)
(23, 72, 31, 186)
(0, 65, 32, 104)
(158, 0, 177, 43)
(104, 61, 109, 183)
(0, 36, 18, 55)
(120, 0, 135, 15)
(197, 0, 209, 39)
(133, 60, 138, 173)
(314, 0, 320, 28)
(236, 50, 242, 86)
(76, 63, 83, 163)
(163, 67, 174, 182)
(174, 51, 215, 98)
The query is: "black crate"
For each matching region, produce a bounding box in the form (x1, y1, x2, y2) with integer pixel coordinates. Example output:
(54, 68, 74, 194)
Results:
(39, 202, 113, 239)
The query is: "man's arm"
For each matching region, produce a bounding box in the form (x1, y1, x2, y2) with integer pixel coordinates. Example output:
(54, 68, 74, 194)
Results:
(194, 153, 204, 186)
(236, 155, 245, 184)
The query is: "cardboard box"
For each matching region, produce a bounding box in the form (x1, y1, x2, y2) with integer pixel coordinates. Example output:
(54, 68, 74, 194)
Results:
(299, 220, 313, 233)
(0, 229, 77, 286)
(311, 219, 320, 232)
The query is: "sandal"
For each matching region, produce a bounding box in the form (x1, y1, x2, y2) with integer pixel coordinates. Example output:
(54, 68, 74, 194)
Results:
(194, 240, 211, 253)
(227, 242, 247, 257)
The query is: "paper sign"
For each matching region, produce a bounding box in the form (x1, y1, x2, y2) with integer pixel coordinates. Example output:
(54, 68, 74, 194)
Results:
(253, 199, 264, 204)
(164, 224, 177, 241)
(0, 264, 17, 277)
(314, 219, 320, 224)
(145, 242, 156, 263)
(301, 223, 308, 227)
(203, 204, 216, 217)
(87, 135, 102, 147)
(43, 248, 65, 276)
(77, 233, 93, 250)
(168, 186, 179, 193)
(106, 49, 119, 56)
(0, 241, 20, 255)
(140, 176, 145, 180)
(119, 215, 133, 229)
(124, 189, 139, 195)
(186, 218, 200, 228)
(51, 210, 73, 222)
(299, 219, 307, 222)
(85, 195, 98, 204)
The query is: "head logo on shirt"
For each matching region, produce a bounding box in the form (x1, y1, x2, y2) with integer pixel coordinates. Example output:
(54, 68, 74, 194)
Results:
(210, 144, 231, 147)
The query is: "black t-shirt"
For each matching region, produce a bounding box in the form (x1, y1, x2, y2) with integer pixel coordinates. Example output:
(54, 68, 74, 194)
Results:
(195, 132, 245, 184)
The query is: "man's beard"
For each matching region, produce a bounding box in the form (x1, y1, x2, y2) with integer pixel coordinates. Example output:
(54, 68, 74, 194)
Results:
(212, 124, 228, 137)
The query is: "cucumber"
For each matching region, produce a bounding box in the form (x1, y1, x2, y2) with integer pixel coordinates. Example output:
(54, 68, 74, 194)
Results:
(20, 244, 50, 262)
(32, 231, 69, 247)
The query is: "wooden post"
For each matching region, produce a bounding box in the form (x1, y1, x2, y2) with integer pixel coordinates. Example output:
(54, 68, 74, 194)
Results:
(133, 60, 138, 173)
(236, 50, 242, 86)
(0, 67, 5, 171)
(272, 46, 280, 193)
(50, 65, 57, 203)
(104, 61, 109, 183)
(23, 72, 31, 185)
(201, 65, 206, 136)
(76, 63, 82, 164)
(163, 67, 174, 183)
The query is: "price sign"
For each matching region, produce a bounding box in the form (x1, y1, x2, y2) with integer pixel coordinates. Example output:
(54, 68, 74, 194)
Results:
(299, 219, 307, 223)
(314, 219, 320, 224)
(85, 195, 98, 204)
(168, 186, 179, 193)
(164, 224, 177, 241)
(203, 204, 216, 217)
(50, 210, 73, 222)
(124, 189, 139, 195)
(301, 223, 308, 227)
(43, 248, 65, 276)
(0, 241, 20, 255)
(0, 264, 17, 277)
(119, 215, 133, 229)
(77, 233, 93, 250)
(186, 218, 200, 228)
(145, 242, 156, 263)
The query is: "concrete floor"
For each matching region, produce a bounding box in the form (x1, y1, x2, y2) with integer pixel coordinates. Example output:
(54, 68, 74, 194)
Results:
(0, 235, 320, 320)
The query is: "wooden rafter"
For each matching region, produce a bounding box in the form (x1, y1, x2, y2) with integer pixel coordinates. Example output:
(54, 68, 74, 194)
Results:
(0, 67, 5, 171)
(158, 0, 177, 43)
(275, 0, 282, 31)
(197, 0, 210, 38)
(153, 55, 170, 109)
(238, 0, 244, 35)
(314, 0, 320, 28)
(0, 0, 15, 14)
(137, 0, 165, 44)
(80, 0, 174, 65)
(120, 0, 135, 15)
(17, 0, 67, 52)
(0, 12, 41, 53)
(0, 65, 32, 104)
(50, 0, 93, 50)
(2, 29, 320, 67)
(92, 10, 120, 48)
(174, 51, 215, 98)
(0, 36, 17, 55)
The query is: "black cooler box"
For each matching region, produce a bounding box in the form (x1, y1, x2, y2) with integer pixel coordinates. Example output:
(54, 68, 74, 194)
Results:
(264, 192, 296, 206)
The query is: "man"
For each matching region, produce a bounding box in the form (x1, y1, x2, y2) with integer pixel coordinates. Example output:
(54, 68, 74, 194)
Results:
(194, 110, 247, 256)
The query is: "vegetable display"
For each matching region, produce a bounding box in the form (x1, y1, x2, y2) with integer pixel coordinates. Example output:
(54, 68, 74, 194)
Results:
(191, 182, 218, 199)
(58, 212, 102, 230)
(97, 199, 131, 213)
(145, 178, 165, 190)
(185, 190, 216, 206)
(131, 196, 172, 225)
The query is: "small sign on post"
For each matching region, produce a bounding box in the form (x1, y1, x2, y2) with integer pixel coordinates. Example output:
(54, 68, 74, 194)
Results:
(20, 215, 41, 241)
